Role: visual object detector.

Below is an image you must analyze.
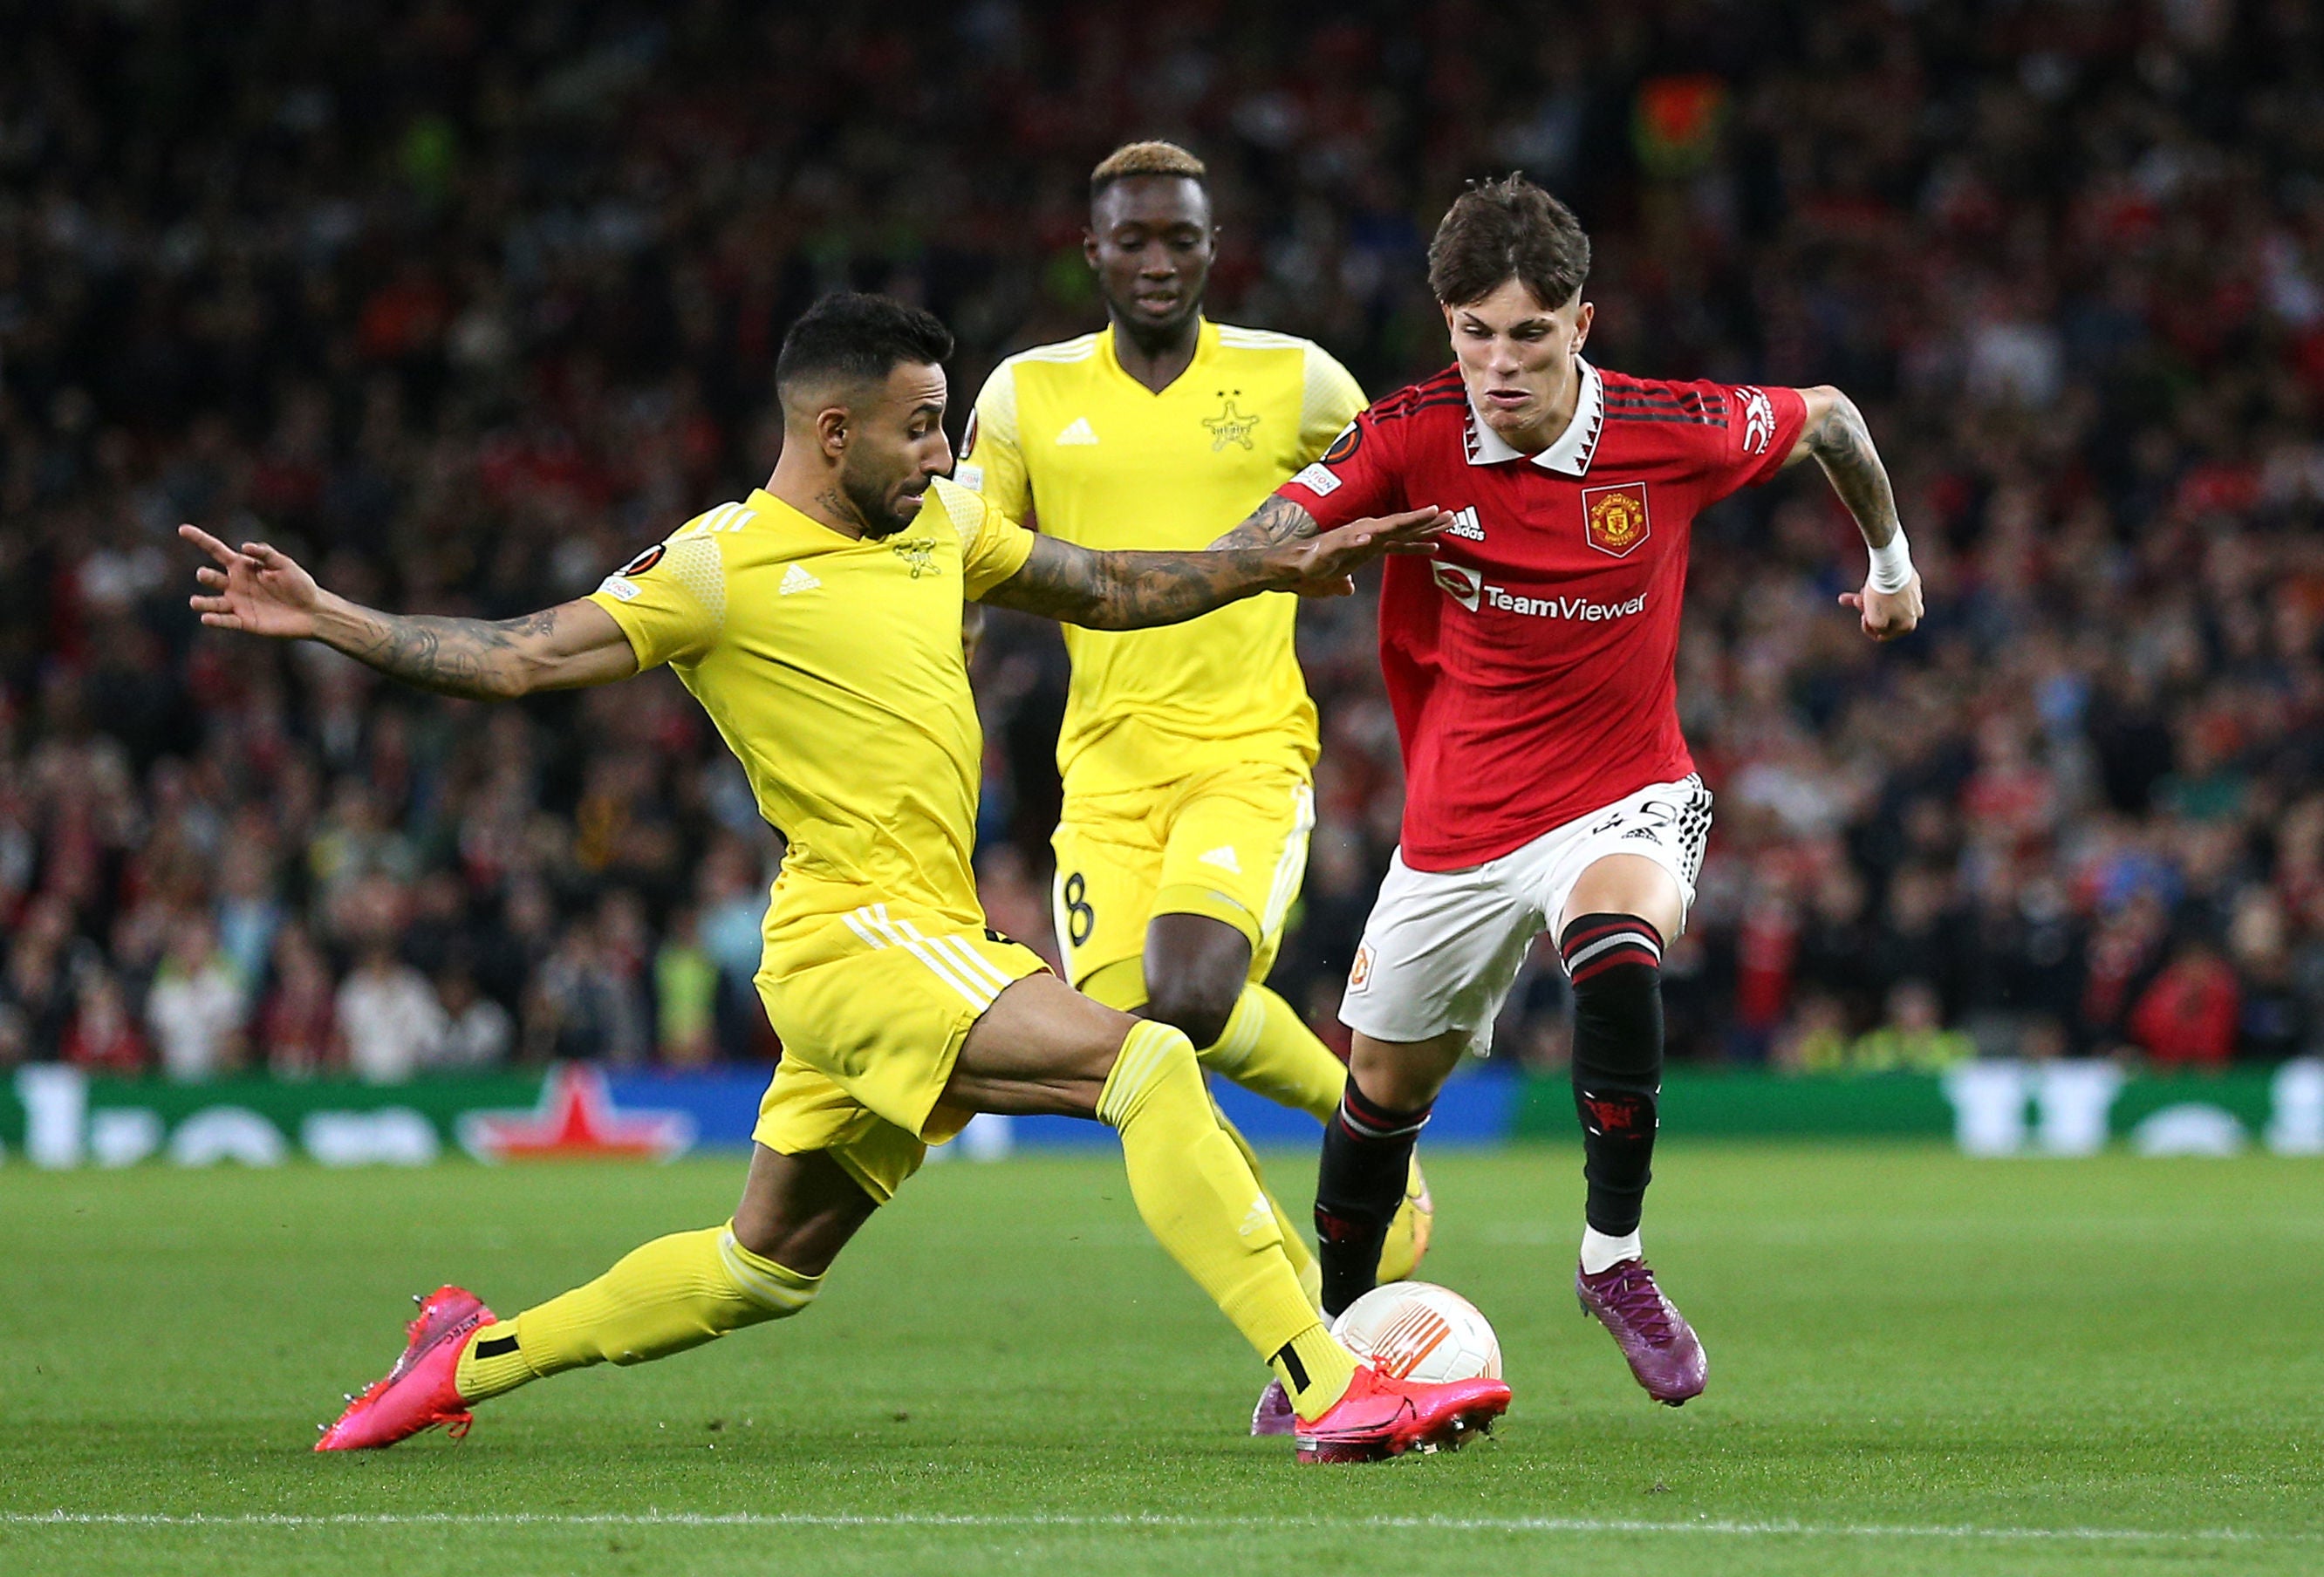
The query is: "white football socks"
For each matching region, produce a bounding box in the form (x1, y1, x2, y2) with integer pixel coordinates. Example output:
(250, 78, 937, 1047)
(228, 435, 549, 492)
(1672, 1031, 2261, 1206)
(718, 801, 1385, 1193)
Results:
(1580, 1227, 1643, 1275)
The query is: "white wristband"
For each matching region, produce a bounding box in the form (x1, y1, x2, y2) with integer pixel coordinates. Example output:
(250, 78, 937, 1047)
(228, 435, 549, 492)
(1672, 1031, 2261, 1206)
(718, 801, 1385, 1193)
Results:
(1866, 530, 1913, 594)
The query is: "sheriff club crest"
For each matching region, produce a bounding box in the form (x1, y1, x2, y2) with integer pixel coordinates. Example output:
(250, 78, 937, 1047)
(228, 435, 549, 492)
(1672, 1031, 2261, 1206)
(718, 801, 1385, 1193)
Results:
(1203, 393, 1261, 451)
(1582, 482, 1651, 558)
(890, 536, 940, 577)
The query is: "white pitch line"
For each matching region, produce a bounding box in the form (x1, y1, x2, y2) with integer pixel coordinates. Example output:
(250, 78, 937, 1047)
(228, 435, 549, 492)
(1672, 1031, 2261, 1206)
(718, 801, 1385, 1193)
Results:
(2, 1512, 2312, 1545)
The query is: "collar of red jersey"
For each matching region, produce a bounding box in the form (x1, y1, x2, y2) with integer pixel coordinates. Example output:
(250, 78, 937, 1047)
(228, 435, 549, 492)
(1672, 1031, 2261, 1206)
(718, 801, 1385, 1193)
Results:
(1464, 358, 1604, 476)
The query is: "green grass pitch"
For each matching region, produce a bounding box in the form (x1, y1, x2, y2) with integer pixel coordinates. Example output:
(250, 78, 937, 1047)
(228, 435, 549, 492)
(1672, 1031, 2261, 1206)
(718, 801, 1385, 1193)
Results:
(3, 1143, 2319, 1575)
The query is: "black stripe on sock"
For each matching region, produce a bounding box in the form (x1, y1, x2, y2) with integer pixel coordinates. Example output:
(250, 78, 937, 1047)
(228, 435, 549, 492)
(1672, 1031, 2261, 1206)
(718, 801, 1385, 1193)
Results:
(473, 1335, 520, 1359)
(1273, 1341, 1310, 1393)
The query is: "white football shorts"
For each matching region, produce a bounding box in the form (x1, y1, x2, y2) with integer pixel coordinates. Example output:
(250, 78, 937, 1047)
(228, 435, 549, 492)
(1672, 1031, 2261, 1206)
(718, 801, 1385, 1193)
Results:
(1339, 774, 1713, 1056)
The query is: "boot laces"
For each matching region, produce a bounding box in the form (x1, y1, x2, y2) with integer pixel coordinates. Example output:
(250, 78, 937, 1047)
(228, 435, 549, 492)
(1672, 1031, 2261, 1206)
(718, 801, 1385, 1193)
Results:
(1601, 1263, 1676, 1345)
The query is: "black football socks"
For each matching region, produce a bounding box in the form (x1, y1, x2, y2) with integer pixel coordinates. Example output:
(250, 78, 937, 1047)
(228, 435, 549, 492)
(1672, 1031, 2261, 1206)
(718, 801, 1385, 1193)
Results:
(1314, 1081, 1432, 1317)
(1561, 912, 1665, 1239)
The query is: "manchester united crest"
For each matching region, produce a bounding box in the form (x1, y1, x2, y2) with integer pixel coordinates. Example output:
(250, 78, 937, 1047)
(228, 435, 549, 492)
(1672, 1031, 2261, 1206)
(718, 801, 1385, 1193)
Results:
(1582, 482, 1651, 558)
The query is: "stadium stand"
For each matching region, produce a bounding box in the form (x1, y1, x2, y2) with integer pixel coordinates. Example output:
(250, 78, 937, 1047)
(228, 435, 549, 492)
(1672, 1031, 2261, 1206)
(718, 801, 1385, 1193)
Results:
(3, 2, 2320, 1077)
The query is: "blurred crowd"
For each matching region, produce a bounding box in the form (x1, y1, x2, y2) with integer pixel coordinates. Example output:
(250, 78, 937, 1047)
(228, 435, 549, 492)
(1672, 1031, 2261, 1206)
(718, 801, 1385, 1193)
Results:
(4, 0, 2321, 1082)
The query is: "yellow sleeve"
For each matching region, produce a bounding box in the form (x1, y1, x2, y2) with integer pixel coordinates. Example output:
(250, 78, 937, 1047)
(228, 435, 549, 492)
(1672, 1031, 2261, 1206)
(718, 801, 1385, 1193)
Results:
(957, 359, 1033, 522)
(1298, 344, 1368, 463)
(925, 478, 1036, 601)
(964, 503, 1037, 600)
(585, 534, 726, 670)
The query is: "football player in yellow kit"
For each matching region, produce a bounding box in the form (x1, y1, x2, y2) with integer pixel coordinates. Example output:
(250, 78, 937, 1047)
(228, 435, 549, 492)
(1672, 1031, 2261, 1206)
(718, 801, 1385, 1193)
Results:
(962, 144, 1431, 1432)
(184, 292, 1505, 1464)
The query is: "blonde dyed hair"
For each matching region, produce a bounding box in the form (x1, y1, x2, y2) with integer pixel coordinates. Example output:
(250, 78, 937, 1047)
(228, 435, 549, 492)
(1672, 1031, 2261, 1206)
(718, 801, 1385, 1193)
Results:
(1090, 140, 1207, 196)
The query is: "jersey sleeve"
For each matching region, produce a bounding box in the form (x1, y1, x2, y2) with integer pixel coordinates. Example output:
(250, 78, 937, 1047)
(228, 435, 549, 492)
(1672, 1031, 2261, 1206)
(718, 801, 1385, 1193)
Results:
(1273, 400, 1404, 531)
(1296, 343, 1368, 463)
(955, 359, 1033, 523)
(585, 533, 727, 670)
(1696, 382, 1808, 502)
(926, 478, 1037, 601)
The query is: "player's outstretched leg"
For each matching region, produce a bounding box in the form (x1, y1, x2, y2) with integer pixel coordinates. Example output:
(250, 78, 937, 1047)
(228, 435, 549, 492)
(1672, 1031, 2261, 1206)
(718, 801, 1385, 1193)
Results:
(1084, 955, 1436, 1293)
(1091, 1018, 1505, 1463)
(950, 976, 1507, 1461)
(1200, 978, 1436, 1281)
(1084, 946, 1439, 1437)
(316, 1148, 868, 1449)
(1078, 957, 1325, 1310)
(1560, 905, 1705, 1405)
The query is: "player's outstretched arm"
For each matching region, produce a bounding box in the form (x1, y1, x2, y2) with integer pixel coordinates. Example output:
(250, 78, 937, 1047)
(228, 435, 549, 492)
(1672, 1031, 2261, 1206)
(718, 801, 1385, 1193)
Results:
(1787, 386, 1923, 642)
(1209, 495, 1323, 550)
(977, 508, 1445, 630)
(179, 524, 639, 700)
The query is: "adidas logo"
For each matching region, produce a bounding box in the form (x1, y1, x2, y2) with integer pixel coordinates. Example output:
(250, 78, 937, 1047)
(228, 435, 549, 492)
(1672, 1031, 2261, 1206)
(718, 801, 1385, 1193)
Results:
(1199, 845, 1241, 874)
(1239, 1194, 1273, 1239)
(778, 564, 821, 596)
(1445, 506, 1486, 541)
(1055, 417, 1099, 446)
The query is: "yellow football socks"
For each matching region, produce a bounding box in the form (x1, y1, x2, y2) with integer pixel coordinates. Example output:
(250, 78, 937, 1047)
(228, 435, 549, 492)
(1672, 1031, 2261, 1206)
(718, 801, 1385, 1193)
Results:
(1097, 1019, 1356, 1418)
(1079, 960, 1326, 1310)
(1212, 1105, 1323, 1311)
(1083, 962, 1348, 1125)
(1202, 981, 1349, 1123)
(454, 1223, 821, 1402)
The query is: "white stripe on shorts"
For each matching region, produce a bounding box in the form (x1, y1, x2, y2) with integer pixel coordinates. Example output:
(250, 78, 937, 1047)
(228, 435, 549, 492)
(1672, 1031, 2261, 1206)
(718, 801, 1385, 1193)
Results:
(1260, 783, 1317, 937)
(888, 911, 1016, 995)
(848, 906, 997, 1013)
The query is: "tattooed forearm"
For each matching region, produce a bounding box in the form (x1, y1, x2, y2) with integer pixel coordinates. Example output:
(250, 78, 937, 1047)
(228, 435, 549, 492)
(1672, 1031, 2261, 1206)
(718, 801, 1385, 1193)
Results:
(1803, 389, 1901, 550)
(319, 604, 558, 700)
(979, 534, 1284, 630)
(1211, 495, 1321, 551)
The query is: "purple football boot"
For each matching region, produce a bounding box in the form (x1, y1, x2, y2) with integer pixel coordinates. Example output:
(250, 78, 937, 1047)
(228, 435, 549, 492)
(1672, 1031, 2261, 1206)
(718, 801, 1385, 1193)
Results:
(1250, 1376, 1296, 1436)
(1576, 1258, 1706, 1405)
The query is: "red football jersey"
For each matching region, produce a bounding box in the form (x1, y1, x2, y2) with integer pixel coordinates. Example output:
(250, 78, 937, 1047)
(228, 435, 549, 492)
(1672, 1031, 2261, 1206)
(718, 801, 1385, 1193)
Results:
(1279, 359, 1807, 870)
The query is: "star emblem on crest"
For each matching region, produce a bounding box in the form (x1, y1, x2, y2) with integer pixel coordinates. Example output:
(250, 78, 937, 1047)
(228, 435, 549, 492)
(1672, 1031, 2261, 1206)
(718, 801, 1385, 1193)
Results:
(1203, 397, 1261, 451)
(457, 1064, 696, 1162)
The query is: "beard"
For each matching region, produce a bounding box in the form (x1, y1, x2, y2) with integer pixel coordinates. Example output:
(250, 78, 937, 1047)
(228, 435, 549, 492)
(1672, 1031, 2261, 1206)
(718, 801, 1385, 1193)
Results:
(843, 463, 921, 539)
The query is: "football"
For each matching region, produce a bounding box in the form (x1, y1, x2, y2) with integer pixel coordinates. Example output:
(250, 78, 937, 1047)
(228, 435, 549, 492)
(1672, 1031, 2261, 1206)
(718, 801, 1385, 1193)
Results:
(1330, 1280, 1503, 1383)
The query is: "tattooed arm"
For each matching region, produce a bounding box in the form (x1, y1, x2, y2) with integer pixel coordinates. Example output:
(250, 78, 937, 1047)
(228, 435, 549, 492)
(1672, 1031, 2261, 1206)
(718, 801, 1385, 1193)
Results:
(1207, 494, 1323, 551)
(1787, 386, 1901, 549)
(180, 524, 638, 699)
(977, 507, 1446, 630)
(1786, 386, 1923, 641)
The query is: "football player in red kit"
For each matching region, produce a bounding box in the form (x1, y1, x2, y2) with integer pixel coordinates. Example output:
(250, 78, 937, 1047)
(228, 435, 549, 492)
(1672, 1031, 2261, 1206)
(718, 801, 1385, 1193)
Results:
(1216, 175, 1923, 1407)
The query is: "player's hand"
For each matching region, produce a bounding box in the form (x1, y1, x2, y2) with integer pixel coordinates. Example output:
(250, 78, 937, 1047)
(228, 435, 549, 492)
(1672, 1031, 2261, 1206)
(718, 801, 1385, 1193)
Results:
(180, 523, 325, 639)
(1275, 507, 1446, 598)
(1840, 570, 1923, 642)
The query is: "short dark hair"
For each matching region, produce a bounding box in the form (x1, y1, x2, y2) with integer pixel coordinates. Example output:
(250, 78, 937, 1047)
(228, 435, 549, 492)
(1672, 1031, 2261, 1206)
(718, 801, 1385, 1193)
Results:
(1426, 175, 1591, 309)
(1090, 140, 1208, 200)
(776, 292, 954, 395)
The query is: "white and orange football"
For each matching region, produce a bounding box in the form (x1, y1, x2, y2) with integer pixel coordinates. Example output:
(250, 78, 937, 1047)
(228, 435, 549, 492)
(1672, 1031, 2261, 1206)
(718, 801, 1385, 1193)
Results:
(1330, 1280, 1502, 1383)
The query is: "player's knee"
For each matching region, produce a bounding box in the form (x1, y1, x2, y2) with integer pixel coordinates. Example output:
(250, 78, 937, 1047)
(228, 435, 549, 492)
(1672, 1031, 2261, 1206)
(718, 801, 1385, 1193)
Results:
(716, 1225, 824, 1322)
(1563, 857, 1685, 946)
(1144, 968, 1241, 1052)
(1349, 1033, 1460, 1114)
(1096, 1019, 1200, 1129)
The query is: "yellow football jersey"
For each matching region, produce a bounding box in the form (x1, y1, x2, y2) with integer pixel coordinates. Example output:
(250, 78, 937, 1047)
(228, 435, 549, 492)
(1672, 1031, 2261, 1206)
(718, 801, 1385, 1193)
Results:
(585, 478, 1035, 942)
(960, 318, 1364, 792)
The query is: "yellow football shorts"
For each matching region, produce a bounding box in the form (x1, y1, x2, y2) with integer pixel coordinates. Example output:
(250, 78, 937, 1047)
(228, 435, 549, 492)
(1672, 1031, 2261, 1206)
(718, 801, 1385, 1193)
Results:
(751, 901, 1049, 1205)
(1050, 761, 1317, 989)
